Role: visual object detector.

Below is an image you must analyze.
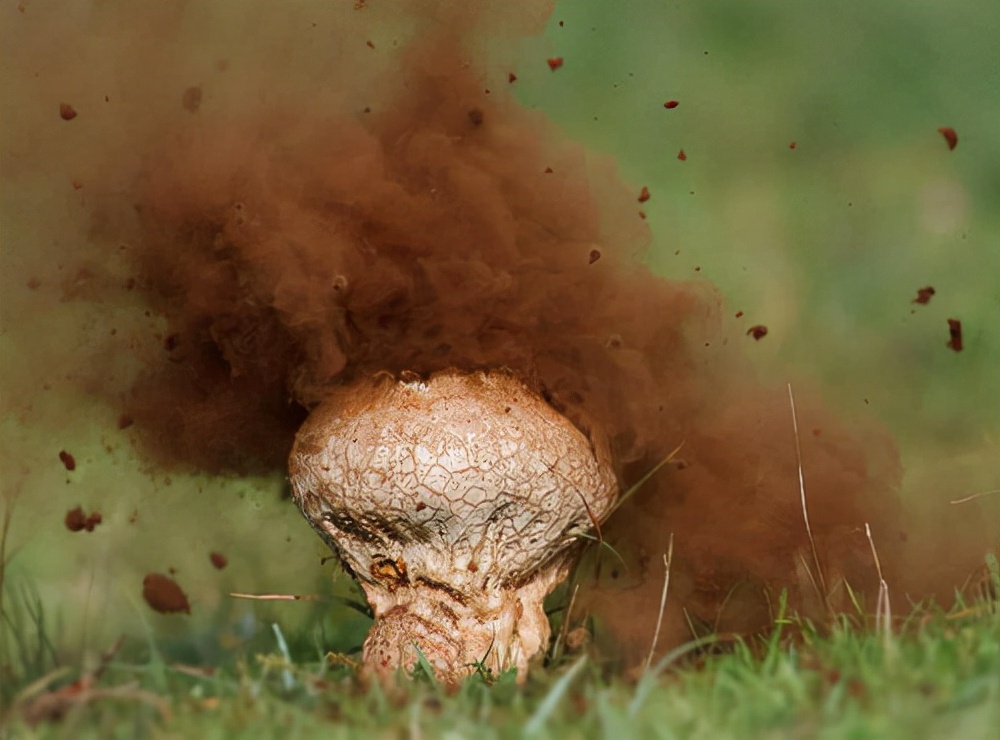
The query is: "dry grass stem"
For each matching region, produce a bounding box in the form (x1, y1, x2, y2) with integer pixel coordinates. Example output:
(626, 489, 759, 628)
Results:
(607, 441, 685, 519)
(644, 533, 675, 672)
(787, 383, 829, 600)
(794, 550, 823, 607)
(10, 637, 162, 727)
(229, 592, 324, 602)
(949, 489, 1000, 505)
(864, 522, 892, 645)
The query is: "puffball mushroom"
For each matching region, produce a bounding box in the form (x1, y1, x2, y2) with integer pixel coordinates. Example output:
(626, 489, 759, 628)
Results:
(289, 369, 619, 683)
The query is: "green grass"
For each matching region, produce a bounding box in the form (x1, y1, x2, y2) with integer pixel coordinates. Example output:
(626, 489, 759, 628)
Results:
(2, 562, 998, 739)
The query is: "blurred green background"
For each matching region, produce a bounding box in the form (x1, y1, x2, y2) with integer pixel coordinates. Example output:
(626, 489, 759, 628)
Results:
(1, 0, 997, 674)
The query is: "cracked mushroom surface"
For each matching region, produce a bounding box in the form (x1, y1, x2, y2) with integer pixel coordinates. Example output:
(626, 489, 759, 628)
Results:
(289, 369, 618, 683)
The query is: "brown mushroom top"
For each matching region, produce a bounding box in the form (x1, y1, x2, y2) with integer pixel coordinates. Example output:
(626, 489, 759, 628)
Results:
(289, 369, 618, 594)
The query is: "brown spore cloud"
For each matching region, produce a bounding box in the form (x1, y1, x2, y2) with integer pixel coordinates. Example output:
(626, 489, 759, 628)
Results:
(3, 1, 992, 667)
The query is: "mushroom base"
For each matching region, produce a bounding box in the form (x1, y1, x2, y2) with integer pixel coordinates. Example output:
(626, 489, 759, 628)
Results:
(360, 561, 568, 684)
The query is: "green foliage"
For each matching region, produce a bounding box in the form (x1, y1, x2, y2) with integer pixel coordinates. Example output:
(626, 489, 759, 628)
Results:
(2, 577, 997, 740)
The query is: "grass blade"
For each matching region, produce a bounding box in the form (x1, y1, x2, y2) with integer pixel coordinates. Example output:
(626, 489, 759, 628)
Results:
(524, 654, 587, 734)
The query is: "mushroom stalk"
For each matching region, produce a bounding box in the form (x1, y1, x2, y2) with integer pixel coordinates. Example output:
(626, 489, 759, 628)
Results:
(289, 369, 618, 683)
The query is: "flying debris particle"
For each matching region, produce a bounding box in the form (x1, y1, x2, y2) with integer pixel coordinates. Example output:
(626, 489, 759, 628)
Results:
(663, 100, 679, 109)
(946, 318, 963, 352)
(181, 86, 202, 113)
(508, 72, 517, 84)
(912, 286, 936, 305)
(209, 552, 228, 570)
(638, 211, 647, 220)
(59, 103, 77, 121)
(547, 57, 564, 71)
(65, 506, 102, 532)
(735, 311, 744, 318)
(544, 166, 553, 174)
(366, 40, 375, 49)
(59, 450, 76, 471)
(637, 186, 650, 203)
(71, 180, 83, 191)
(468, 108, 484, 127)
(589, 249, 601, 264)
(64, 507, 87, 532)
(118, 414, 135, 430)
(938, 127, 958, 151)
(789, 141, 797, 150)
(142, 573, 191, 614)
(746, 325, 768, 340)
(677, 149, 687, 161)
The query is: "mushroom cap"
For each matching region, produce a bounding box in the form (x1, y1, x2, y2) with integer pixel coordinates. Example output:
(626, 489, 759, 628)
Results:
(289, 369, 619, 596)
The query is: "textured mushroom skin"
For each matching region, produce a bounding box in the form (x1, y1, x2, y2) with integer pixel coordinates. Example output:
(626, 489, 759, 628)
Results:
(289, 369, 618, 682)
